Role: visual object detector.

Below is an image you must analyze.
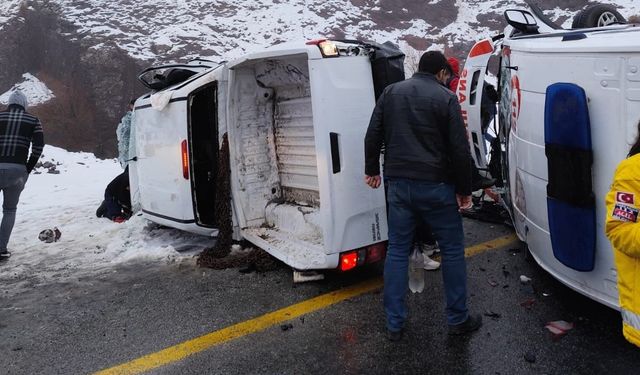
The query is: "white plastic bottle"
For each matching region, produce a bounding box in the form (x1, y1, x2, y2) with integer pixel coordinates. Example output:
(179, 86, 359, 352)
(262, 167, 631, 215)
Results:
(408, 247, 425, 293)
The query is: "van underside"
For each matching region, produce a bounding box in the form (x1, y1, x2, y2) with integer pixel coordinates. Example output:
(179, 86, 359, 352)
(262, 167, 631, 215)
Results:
(228, 54, 327, 267)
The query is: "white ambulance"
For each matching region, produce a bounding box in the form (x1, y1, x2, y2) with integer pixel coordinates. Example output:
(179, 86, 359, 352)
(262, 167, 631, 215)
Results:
(460, 2, 638, 308)
(129, 41, 401, 272)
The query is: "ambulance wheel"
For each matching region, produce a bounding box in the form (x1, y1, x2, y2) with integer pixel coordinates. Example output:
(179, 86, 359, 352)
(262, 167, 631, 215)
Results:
(572, 4, 626, 29)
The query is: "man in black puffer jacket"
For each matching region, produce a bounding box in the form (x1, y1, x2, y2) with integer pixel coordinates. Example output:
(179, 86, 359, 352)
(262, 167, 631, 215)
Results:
(364, 51, 481, 340)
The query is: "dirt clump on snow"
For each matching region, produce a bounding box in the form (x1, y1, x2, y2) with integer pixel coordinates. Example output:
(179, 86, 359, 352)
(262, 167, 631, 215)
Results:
(197, 134, 281, 272)
(198, 133, 232, 261)
(198, 246, 280, 272)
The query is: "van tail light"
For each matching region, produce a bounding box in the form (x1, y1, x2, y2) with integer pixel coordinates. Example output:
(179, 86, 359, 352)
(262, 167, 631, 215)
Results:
(366, 242, 387, 263)
(340, 251, 358, 271)
(338, 242, 387, 272)
(181, 139, 189, 180)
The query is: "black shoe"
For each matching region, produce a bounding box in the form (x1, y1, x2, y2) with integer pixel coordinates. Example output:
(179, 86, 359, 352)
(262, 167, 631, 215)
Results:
(96, 200, 107, 218)
(472, 177, 496, 191)
(386, 328, 404, 342)
(448, 314, 483, 335)
(0, 249, 11, 259)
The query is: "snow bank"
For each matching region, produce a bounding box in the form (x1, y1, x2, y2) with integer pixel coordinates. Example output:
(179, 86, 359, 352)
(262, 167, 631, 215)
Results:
(0, 73, 55, 107)
(0, 146, 214, 296)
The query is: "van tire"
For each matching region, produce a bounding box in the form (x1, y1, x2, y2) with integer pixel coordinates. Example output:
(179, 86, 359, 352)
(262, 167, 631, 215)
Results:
(572, 4, 626, 29)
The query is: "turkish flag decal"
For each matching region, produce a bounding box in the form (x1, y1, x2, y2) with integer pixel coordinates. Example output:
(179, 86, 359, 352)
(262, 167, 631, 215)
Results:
(616, 192, 635, 205)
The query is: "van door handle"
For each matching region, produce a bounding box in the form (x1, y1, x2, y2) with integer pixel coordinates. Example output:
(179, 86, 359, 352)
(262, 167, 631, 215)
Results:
(330, 132, 341, 174)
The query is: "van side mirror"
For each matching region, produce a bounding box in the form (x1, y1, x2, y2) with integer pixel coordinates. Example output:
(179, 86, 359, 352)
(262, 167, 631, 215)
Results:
(504, 9, 539, 34)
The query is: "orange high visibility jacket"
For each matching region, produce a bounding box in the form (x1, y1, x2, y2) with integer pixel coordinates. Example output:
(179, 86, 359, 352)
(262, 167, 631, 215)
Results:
(605, 153, 640, 348)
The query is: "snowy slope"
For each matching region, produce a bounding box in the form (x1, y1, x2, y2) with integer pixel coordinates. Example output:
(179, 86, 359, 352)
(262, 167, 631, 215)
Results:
(0, 73, 55, 106)
(0, 146, 213, 296)
(0, 0, 22, 28)
(3, 0, 638, 61)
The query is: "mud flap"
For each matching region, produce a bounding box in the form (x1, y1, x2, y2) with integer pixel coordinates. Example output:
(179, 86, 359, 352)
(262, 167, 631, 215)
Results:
(544, 83, 596, 272)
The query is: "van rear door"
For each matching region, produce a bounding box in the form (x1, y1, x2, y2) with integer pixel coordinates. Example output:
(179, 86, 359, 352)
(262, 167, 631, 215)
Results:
(130, 67, 222, 236)
(459, 39, 495, 169)
(308, 56, 389, 254)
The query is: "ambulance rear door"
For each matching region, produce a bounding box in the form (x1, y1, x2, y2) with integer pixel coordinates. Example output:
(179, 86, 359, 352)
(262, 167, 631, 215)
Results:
(459, 39, 496, 169)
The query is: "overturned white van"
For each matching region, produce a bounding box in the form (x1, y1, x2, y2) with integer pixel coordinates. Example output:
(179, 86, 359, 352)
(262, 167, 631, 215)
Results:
(130, 41, 402, 271)
(460, 2, 639, 308)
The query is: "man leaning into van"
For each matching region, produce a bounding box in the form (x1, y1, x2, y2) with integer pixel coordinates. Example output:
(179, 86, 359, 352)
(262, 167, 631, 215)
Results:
(364, 51, 481, 341)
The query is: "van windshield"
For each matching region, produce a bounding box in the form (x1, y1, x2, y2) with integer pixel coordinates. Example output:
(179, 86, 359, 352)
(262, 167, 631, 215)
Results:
(498, 50, 514, 135)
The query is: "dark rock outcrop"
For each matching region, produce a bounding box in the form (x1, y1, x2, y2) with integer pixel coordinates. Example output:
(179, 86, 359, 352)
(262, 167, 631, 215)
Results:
(0, 2, 146, 158)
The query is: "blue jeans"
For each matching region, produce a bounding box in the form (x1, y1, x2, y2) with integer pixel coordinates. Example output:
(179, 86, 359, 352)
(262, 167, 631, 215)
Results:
(384, 178, 468, 331)
(0, 166, 28, 251)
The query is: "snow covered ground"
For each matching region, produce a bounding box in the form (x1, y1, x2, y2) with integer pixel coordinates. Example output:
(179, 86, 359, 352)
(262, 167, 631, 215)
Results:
(0, 146, 215, 297)
(0, 73, 55, 107)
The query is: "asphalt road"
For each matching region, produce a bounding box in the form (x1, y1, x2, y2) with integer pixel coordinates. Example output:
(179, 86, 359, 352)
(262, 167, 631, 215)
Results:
(1, 219, 639, 374)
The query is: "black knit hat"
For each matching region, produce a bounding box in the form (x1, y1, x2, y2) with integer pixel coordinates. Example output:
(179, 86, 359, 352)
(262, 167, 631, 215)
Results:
(418, 51, 449, 75)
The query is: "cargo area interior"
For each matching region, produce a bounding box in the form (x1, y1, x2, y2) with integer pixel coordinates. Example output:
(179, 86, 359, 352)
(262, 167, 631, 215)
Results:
(189, 82, 218, 228)
(228, 54, 326, 263)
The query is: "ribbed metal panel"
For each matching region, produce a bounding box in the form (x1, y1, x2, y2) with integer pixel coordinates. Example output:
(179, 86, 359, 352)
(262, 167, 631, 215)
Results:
(274, 97, 319, 193)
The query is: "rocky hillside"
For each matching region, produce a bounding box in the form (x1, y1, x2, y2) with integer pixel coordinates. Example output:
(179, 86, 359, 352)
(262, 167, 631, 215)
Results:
(0, 0, 638, 157)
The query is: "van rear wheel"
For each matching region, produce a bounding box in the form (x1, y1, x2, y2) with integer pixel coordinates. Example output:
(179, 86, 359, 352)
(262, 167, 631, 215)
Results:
(572, 4, 626, 29)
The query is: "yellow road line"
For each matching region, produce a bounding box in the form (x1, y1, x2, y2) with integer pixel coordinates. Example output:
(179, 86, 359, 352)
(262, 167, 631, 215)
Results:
(465, 233, 519, 258)
(94, 234, 519, 375)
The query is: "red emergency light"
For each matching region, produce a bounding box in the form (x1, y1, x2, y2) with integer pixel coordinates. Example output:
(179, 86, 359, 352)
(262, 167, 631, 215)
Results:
(469, 39, 494, 57)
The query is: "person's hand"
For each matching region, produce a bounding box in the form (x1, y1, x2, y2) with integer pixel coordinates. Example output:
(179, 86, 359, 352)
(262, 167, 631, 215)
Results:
(365, 175, 382, 189)
(456, 194, 472, 210)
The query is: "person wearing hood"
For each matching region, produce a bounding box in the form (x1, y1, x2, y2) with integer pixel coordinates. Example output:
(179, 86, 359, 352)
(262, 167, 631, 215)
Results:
(0, 90, 44, 259)
(446, 57, 461, 92)
(116, 99, 135, 169)
(96, 99, 135, 222)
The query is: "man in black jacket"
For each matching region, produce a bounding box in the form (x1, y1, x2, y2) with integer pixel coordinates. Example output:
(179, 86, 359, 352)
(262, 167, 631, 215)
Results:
(0, 90, 44, 259)
(364, 51, 481, 340)
(96, 168, 131, 222)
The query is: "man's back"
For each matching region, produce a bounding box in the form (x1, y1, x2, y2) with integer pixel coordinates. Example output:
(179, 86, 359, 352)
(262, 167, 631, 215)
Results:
(365, 72, 471, 196)
(0, 105, 44, 172)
